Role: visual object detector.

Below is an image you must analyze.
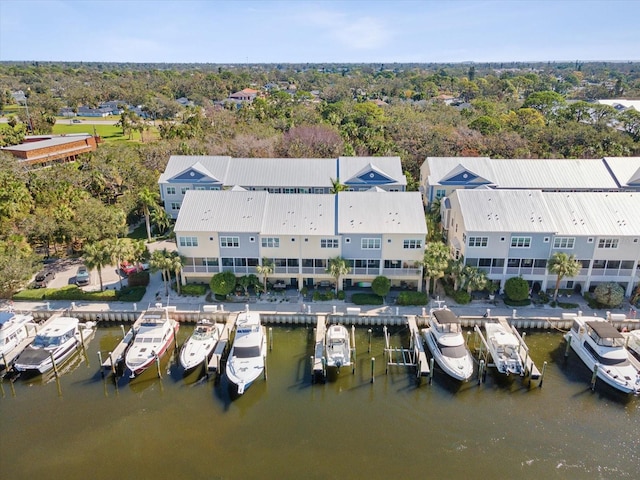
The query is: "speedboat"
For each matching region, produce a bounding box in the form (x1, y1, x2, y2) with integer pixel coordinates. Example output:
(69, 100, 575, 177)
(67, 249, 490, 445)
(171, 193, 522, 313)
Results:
(485, 322, 524, 375)
(125, 309, 179, 378)
(179, 320, 221, 371)
(422, 308, 474, 381)
(0, 311, 35, 364)
(325, 324, 352, 371)
(13, 316, 93, 374)
(225, 312, 266, 395)
(564, 315, 640, 395)
(625, 330, 640, 361)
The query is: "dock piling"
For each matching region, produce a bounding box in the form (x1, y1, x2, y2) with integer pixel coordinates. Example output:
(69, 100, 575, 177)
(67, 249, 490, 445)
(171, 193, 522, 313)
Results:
(367, 329, 372, 353)
(155, 354, 161, 378)
(49, 350, 59, 378)
(429, 358, 434, 385)
(539, 361, 547, 388)
(590, 364, 599, 391)
(370, 357, 375, 383)
(269, 327, 273, 351)
(477, 359, 485, 385)
(263, 355, 268, 380)
(108, 352, 115, 375)
(564, 336, 572, 358)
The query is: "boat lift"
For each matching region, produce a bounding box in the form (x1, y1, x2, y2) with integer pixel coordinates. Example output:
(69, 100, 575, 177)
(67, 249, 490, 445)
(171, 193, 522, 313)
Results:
(311, 316, 356, 382)
(473, 316, 541, 386)
(384, 316, 431, 384)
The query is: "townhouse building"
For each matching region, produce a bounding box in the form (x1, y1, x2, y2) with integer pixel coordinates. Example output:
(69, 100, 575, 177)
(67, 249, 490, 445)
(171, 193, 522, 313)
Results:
(174, 190, 426, 291)
(159, 155, 407, 218)
(442, 189, 640, 296)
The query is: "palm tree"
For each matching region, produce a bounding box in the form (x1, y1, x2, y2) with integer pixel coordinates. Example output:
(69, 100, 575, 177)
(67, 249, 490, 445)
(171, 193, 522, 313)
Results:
(150, 207, 172, 235)
(421, 241, 451, 295)
(330, 178, 347, 193)
(326, 256, 351, 294)
(448, 259, 466, 291)
(138, 187, 159, 242)
(547, 252, 582, 302)
(82, 241, 111, 291)
(465, 266, 488, 295)
(150, 248, 173, 296)
(105, 237, 133, 290)
(168, 251, 185, 295)
(256, 258, 274, 293)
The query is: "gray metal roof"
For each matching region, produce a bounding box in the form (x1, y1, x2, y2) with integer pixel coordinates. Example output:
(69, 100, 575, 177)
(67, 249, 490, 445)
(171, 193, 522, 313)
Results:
(543, 192, 640, 236)
(603, 157, 640, 187)
(338, 156, 406, 186)
(425, 157, 619, 189)
(454, 189, 556, 233)
(262, 194, 335, 235)
(225, 157, 336, 188)
(1, 134, 93, 152)
(174, 190, 267, 232)
(337, 191, 427, 235)
(158, 156, 231, 183)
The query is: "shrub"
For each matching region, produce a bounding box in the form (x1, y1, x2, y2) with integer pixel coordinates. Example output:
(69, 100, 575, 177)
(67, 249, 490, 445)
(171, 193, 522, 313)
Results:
(337, 290, 346, 300)
(558, 302, 579, 309)
(452, 290, 471, 304)
(593, 282, 624, 308)
(371, 276, 391, 298)
(537, 291, 550, 304)
(117, 286, 146, 302)
(504, 277, 529, 302)
(396, 291, 428, 306)
(313, 290, 335, 301)
(351, 293, 384, 305)
(210, 271, 236, 298)
(181, 284, 207, 296)
(128, 270, 150, 287)
(503, 297, 531, 307)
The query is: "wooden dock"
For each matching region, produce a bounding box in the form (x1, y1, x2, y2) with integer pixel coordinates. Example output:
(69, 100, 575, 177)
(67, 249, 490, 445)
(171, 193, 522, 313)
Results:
(384, 316, 430, 378)
(100, 311, 147, 373)
(207, 312, 238, 374)
(311, 315, 327, 380)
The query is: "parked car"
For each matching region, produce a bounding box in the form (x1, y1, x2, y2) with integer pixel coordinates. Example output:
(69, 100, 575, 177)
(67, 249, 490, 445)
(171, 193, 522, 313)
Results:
(75, 265, 90, 286)
(34, 270, 55, 288)
(72, 119, 82, 123)
(120, 261, 140, 276)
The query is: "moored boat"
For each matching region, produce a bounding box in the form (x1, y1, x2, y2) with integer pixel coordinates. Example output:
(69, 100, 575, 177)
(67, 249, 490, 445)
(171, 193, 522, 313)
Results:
(0, 311, 35, 365)
(225, 312, 266, 395)
(422, 308, 474, 382)
(13, 316, 93, 374)
(125, 309, 179, 378)
(625, 330, 640, 361)
(485, 321, 524, 376)
(179, 320, 221, 371)
(324, 324, 352, 371)
(564, 315, 640, 395)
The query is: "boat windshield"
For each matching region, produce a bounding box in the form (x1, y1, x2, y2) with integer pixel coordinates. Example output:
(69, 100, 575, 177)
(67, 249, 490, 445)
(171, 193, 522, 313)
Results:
(33, 335, 61, 348)
(438, 343, 468, 358)
(234, 346, 261, 358)
(584, 343, 630, 366)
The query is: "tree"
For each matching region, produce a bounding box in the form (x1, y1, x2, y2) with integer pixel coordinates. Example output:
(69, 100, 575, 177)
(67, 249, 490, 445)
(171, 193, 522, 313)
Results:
(463, 265, 488, 294)
(138, 187, 160, 241)
(150, 207, 172, 235)
(82, 241, 112, 291)
(150, 248, 174, 296)
(522, 90, 565, 121)
(256, 258, 274, 293)
(593, 282, 625, 308)
(105, 237, 134, 290)
(371, 276, 391, 300)
(168, 251, 185, 295)
(504, 276, 529, 302)
(448, 259, 466, 291)
(421, 242, 450, 295)
(210, 271, 237, 298)
(326, 256, 351, 294)
(330, 178, 347, 193)
(547, 252, 582, 301)
(236, 274, 259, 296)
(0, 238, 36, 298)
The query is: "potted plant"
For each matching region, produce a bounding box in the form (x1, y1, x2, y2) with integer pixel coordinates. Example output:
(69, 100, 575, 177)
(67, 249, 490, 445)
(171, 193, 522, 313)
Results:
(486, 282, 498, 301)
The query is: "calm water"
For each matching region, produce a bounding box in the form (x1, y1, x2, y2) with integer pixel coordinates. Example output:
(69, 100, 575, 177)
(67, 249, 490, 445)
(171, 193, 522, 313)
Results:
(1, 325, 638, 480)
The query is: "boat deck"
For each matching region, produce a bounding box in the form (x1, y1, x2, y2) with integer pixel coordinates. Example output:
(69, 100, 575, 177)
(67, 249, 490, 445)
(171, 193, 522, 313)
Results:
(1, 313, 60, 369)
(100, 312, 148, 373)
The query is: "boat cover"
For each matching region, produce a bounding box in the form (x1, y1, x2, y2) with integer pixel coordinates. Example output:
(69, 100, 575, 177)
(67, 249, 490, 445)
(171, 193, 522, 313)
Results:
(586, 321, 624, 339)
(433, 309, 459, 324)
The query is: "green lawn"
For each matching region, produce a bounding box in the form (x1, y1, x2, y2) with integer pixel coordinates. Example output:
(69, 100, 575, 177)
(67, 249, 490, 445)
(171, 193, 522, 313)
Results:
(53, 122, 125, 141)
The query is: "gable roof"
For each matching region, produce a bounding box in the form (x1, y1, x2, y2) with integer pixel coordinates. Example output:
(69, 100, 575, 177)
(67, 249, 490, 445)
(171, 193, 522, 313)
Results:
(602, 157, 640, 187)
(338, 156, 406, 187)
(159, 156, 231, 183)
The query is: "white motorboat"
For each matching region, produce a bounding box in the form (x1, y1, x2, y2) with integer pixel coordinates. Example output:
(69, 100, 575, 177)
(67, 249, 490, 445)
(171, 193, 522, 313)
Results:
(13, 316, 93, 374)
(625, 330, 640, 361)
(225, 311, 266, 395)
(125, 309, 179, 378)
(485, 322, 524, 376)
(325, 324, 352, 370)
(179, 320, 221, 371)
(564, 316, 640, 395)
(0, 311, 35, 363)
(422, 308, 474, 381)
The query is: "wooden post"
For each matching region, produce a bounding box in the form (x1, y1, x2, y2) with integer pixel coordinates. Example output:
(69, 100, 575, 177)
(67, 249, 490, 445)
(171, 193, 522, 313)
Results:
(478, 359, 485, 385)
(429, 358, 434, 385)
(310, 355, 314, 384)
(351, 325, 356, 375)
(564, 336, 572, 358)
(109, 352, 115, 375)
(370, 357, 375, 383)
(269, 327, 273, 351)
(78, 326, 86, 353)
(1, 352, 8, 370)
(155, 354, 162, 378)
(97, 351, 104, 378)
(538, 361, 547, 388)
(120, 324, 126, 338)
(263, 355, 268, 381)
(590, 363, 599, 391)
(49, 350, 59, 378)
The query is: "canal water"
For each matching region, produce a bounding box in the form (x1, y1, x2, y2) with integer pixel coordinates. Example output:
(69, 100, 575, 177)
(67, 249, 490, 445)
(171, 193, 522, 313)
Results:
(1, 325, 638, 479)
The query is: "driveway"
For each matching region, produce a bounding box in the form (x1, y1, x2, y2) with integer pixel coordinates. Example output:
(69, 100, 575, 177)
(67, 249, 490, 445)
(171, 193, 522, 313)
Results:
(33, 258, 125, 291)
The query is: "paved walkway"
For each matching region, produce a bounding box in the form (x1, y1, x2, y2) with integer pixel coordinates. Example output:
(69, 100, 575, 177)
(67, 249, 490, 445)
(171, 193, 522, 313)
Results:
(5, 269, 636, 321)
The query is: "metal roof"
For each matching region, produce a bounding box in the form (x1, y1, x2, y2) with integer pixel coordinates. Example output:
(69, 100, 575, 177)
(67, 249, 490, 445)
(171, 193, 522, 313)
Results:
(454, 189, 556, 233)
(1, 134, 93, 152)
(224, 157, 336, 188)
(603, 157, 640, 187)
(158, 156, 231, 183)
(543, 192, 640, 236)
(262, 194, 335, 235)
(338, 156, 406, 185)
(337, 191, 427, 235)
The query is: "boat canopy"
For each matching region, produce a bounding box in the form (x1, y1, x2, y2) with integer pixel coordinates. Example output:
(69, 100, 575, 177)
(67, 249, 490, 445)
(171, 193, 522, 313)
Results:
(586, 321, 624, 339)
(433, 309, 459, 324)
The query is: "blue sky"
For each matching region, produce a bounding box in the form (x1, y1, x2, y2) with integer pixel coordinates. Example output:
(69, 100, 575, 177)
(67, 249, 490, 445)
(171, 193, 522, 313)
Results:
(1, 0, 638, 63)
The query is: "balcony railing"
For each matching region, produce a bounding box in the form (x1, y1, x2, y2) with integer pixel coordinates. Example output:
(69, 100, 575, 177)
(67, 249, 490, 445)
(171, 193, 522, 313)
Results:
(182, 265, 220, 274)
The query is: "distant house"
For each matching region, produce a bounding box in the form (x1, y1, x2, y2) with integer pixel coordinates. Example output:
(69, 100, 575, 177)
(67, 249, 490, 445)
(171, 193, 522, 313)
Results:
(11, 90, 26, 104)
(98, 100, 126, 114)
(228, 88, 258, 102)
(1, 134, 98, 167)
(176, 97, 194, 107)
(77, 106, 112, 117)
(597, 99, 640, 112)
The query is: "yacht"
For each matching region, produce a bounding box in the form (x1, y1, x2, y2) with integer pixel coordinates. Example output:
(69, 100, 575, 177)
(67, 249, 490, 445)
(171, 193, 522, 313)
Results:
(0, 311, 35, 364)
(422, 308, 474, 381)
(179, 320, 221, 372)
(226, 312, 266, 395)
(625, 330, 640, 361)
(325, 324, 352, 371)
(125, 309, 179, 378)
(564, 316, 640, 395)
(13, 316, 93, 374)
(485, 321, 524, 375)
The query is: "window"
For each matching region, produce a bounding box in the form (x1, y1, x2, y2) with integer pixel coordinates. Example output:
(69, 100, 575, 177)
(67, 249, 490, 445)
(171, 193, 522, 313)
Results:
(261, 237, 280, 248)
(511, 236, 531, 248)
(181, 187, 190, 194)
(195, 186, 206, 191)
(507, 258, 520, 267)
(436, 189, 446, 199)
(492, 259, 504, 268)
(220, 236, 239, 248)
(178, 236, 198, 247)
(620, 261, 634, 269)
(384, 260, 402, 268)
(478, 258, 491, 267)
(598, 238, 618, 249)
(283, 188, 296, 194)
(321, 238, 339, 248)
(361, 238, 381, 249)
(170, 202, 180, 211)
(403, 239, 423, 249)
(553, 237, 575, 249)
(592, 259, 606, 268)
(166, 186, 176, 195)
(468, 237, 488, 247)
(534, 259, 547, 268)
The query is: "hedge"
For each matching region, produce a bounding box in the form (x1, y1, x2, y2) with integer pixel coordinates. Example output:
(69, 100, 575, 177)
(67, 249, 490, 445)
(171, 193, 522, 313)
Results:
(181, 284, 207, 296)
(13, 285, 145, 302)
(396, 291, 428, 306)
(351, 293, 383, 305)
(503, 297, 531, 307)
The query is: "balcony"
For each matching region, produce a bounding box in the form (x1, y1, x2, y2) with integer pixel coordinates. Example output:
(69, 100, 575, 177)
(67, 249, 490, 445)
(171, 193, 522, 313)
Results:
(183, 265, 220, 274)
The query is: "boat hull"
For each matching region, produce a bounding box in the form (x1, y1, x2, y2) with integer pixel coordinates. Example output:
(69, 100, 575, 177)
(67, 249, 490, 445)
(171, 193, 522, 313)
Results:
(423, 330, 474, 382)
(13, 341, 79, 374)
(125, 326, 176, 377)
